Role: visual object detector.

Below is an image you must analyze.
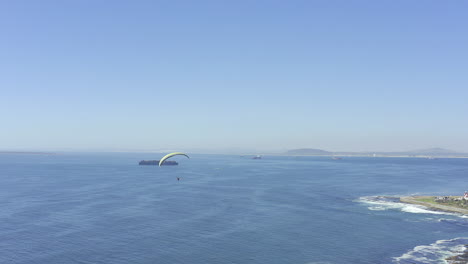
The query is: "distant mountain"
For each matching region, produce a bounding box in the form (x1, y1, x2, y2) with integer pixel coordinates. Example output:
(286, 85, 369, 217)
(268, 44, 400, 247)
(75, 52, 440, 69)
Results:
(283, 147, 466, 157)
(405, 148, 461, 155)
(0, 151, 54, 155)
(285, 148, 331, 155)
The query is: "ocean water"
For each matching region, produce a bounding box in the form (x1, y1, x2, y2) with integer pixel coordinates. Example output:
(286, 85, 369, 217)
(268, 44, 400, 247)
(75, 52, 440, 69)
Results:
(0, 153, 467, 264)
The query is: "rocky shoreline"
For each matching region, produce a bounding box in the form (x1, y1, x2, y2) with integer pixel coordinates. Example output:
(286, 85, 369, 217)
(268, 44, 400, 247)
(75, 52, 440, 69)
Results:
(446, 245, 468, 264)
(399, 196, 468, 215)
(399, 196, 468, 263)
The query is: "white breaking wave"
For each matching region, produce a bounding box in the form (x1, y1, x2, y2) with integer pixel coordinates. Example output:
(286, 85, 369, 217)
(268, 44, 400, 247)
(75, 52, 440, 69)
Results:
(357, 196, 465, 217)
(393, 238, 468, 264)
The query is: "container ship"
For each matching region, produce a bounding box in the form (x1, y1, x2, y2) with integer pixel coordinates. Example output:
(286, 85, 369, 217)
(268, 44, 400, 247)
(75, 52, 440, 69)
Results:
(138, 160, 178, 165)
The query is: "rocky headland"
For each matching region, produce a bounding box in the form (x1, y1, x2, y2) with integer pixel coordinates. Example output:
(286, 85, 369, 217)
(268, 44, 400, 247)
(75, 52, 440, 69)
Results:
(399, 196, 468, 215)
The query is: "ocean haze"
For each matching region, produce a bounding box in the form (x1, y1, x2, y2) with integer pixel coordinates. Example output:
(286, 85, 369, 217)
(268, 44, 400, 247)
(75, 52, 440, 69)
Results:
(2, 147, 467, 158)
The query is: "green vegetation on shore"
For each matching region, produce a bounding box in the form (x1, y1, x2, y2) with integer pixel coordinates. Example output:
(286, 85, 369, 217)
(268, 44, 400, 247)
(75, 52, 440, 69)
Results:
(413, 196, 468, 209)
(400, 196, 468, 215)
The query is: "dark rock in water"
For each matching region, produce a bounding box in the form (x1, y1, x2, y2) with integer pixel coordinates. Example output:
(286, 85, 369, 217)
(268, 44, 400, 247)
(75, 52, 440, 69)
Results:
(139, 160, 178, 165)
(446, 245, 468, 264)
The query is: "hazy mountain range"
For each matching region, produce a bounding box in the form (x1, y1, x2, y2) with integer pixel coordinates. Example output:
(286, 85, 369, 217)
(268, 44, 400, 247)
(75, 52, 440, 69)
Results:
(284, 148, 467, 157)
(1, 147, 466, 157)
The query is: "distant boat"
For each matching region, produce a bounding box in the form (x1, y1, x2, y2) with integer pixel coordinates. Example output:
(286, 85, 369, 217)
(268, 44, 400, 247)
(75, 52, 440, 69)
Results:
(332, 156, 342, 160)
(252, 155, 262, 159)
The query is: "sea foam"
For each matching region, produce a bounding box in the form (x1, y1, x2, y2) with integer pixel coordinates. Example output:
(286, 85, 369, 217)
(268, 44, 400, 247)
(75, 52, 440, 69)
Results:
(357, 196, 465, 218)
(393, 238, 468, 264)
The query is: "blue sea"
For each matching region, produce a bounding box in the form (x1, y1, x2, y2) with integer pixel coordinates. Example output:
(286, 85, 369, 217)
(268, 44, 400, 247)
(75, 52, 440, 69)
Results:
(0, 153, 467, 264)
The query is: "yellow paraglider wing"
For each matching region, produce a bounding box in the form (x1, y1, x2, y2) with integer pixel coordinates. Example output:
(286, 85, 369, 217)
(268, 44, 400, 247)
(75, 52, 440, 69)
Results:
(159, 152, 190, 166)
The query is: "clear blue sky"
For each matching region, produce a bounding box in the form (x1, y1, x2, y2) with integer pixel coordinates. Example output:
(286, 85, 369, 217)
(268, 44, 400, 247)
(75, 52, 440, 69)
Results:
(1, 0, 467, 153)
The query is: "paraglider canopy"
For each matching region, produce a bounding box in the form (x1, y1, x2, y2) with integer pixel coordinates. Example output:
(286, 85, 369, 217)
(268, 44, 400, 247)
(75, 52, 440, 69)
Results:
(159, 152, 190, 166)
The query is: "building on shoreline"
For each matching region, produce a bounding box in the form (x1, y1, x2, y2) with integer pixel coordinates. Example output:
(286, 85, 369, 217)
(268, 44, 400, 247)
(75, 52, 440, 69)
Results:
(434, 191, 468, 203)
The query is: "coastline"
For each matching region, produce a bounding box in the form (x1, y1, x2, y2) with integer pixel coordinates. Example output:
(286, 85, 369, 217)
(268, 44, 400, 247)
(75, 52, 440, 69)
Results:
(399, 196, 468, 215)
(446, 245, 468, 264)
(399, 197, 468, 263)
(266, 153, 468, 159)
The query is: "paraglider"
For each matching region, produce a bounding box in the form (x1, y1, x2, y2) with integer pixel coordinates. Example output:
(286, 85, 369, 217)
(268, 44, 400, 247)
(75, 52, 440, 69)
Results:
(159, 152, 190, 166)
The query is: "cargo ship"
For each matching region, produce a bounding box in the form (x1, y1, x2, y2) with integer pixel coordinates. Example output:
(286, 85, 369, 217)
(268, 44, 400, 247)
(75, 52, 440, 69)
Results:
(139, 160, 178, 165)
